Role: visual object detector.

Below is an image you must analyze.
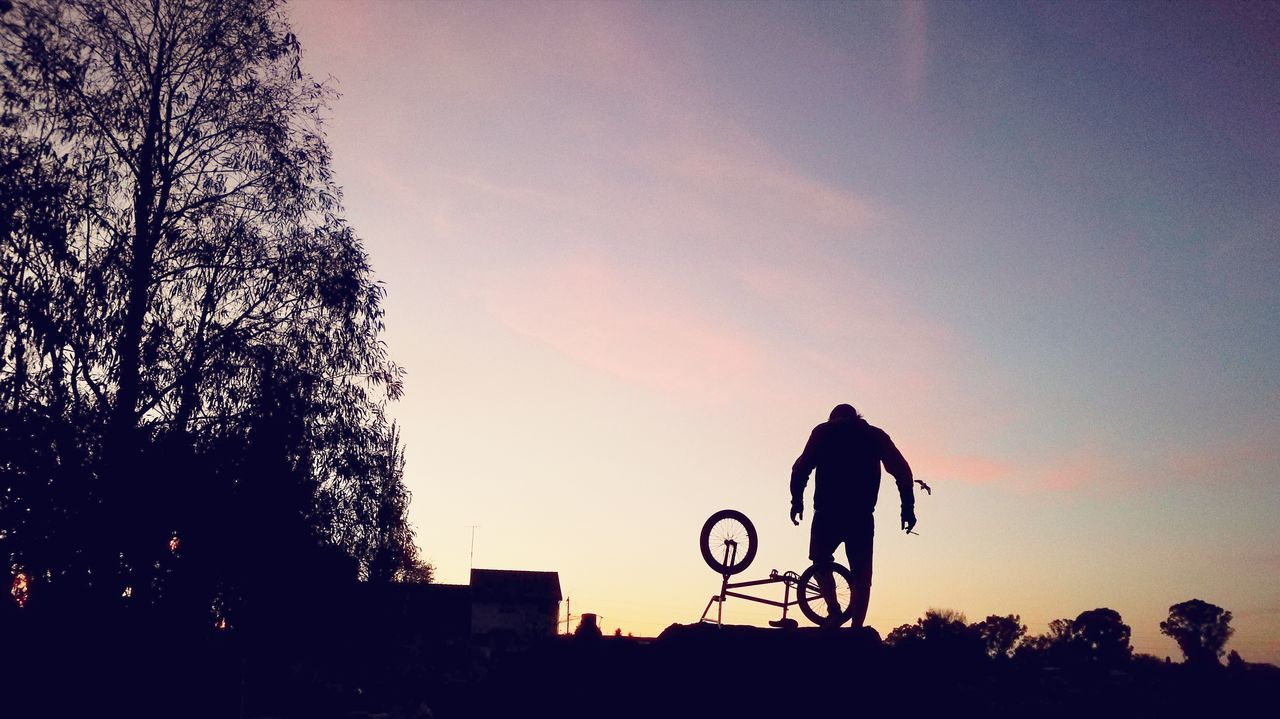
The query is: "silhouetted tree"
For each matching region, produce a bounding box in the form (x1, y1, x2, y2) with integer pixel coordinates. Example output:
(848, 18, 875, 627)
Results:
(1160, 599, 1233, 667)
(1070, 608, 1132, 665)
(886, 608, 985, 663)
(1018, 611, 1131, 666)
(1, 0, 415, 621)
(360, 422, 433, 584)
(973, 613, 1027, 659)
(1226, 650, 1245, 670)
(1015, 617, 1078, 664)
(885, 622, 921, 645)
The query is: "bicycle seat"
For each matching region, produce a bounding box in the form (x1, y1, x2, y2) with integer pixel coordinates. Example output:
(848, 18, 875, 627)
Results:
(768, 618, 799, 630)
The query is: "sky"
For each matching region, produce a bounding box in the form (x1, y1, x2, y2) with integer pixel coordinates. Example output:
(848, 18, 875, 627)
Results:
(287, 0, 1280, 661)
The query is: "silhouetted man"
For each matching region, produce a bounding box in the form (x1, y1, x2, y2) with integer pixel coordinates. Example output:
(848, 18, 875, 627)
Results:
(790, 403, 915, 628)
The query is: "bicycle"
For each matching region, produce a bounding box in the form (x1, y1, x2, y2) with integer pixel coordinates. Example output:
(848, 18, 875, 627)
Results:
(698, 509, 857, 629)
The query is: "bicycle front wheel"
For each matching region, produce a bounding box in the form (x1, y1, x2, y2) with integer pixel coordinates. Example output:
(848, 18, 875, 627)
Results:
(796, 562, 857, 628)
(699, 509, 757, 576)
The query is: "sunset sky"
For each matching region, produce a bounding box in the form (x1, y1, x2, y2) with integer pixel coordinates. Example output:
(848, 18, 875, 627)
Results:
(288, 1, 1280, 661)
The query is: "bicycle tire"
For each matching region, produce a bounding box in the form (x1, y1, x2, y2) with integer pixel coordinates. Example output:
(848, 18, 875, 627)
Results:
(796, 561, 857, 628)
(699, 509, 758, 576)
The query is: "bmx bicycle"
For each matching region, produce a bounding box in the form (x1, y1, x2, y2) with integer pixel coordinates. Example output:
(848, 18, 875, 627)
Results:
(697, 509, 856, 629)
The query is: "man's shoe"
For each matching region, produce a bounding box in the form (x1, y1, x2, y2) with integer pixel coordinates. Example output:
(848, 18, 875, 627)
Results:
(768, 618, 798, 629)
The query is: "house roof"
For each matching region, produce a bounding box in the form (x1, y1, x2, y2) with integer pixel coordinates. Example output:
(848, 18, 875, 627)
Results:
(470, 568, 562, 602)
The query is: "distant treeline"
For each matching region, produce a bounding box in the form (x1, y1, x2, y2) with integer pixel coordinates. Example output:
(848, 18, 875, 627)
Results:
(471, 621, 1280, 719)
(1, 0, 428, 637)
(885, 599, 1245, 668)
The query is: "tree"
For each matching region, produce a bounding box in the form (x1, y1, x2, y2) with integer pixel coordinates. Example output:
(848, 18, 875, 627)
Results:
(885, 608, 985, 663)
(1014, 619, 1065, 662)
(1226, 650, 1245, 670)
(973, 614, 1027, 659)
(1071, 608, 1132, 664)
(1016, 614, 1124, 666)
(1160, 599, 1234, 667)
(885, 621, 923, 646)
(1, 0, 417, 619)
(359, 422, 433, 584)
(1047, 617, 1075, 642)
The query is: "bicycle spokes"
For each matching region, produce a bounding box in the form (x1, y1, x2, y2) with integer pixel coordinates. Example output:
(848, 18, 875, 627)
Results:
(797, 564, 855, 627)
(700, 510, 758, 576)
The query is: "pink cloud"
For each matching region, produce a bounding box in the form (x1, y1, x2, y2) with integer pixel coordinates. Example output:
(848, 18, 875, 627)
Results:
(301, 1, 670, 108)
(1009, 428, 1280, 494)
(450, 174, 583, 218)
(481, 258, 767, 400)
(629, 130, 880, 230)
(909, 447, 1012, 485)
(900, 1, 929, 105)
(1167, 433, 1280, 483)
(737, 264, 952, 345)
(1034, 452, 1116, 492)
(736, 263, 960, 406)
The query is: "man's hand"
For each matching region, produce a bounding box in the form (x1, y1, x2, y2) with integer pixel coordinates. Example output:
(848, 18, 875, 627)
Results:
(901, 505, 917, 533)
(791, 503, 804, 526)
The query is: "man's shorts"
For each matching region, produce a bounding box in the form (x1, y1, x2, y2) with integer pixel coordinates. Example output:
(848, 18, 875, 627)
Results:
(808, 511, 874, 587)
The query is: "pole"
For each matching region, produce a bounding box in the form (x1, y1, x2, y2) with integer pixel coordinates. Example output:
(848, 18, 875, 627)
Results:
(467, 525, 479, 571)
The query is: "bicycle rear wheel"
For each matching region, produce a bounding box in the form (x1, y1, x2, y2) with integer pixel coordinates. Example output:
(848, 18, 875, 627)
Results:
(796, 562, 856, 628)
(699, 509, 757, 576)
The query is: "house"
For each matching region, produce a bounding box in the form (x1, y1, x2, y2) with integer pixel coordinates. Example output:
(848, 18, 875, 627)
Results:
(339, 568, 562, 649)
(351, 580, 473, 643)
(469, 568, 562, 642)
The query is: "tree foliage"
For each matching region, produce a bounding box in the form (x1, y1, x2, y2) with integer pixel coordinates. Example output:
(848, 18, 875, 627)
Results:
(974, 613, 1027, 659)
(1, 0, 425, 624)
(885, 608, 985, 663)
(1016, 610, 1132, 666)
(1161, 599, 1233, 667)
(1070, 607, 1132, 664)
(359, 422, 432, 584)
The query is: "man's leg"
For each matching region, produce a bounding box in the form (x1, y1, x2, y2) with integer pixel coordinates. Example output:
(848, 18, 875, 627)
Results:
(844, 513, 874, 628)
(808, 512, 842, 618)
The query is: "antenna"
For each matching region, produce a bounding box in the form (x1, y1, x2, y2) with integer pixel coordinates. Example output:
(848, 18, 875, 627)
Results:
(466, 525, 479, 570)
(561, 596, 572, 635)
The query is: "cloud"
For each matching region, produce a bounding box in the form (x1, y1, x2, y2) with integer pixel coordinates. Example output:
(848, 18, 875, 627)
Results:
(481, 258, 767, 401)
(735, 262, 959, 405)
(333, 1, 669, 107)
(450, 174, 582, 218)
(1010, 428, 1280, 493)
(1030, 450, 1121, 492)
(910, 448, 1012, 485)
(628, 129, 880, 231)
(736, 264, 951, 345)
(900, 1, 929, 104)
(479, 253, 1016, 485)
(1167, 433, 1280, 484)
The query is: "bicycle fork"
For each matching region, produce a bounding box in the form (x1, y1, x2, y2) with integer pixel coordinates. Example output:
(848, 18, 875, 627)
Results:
(699, 540, 738, 626)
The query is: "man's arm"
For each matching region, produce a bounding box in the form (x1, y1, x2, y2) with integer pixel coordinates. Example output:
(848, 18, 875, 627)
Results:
(790, 427, 821, 524)
(879, 431, 916, 530)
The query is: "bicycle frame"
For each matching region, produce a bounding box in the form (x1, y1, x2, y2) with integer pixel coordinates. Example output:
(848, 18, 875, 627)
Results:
(699, 540, 803, 626)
